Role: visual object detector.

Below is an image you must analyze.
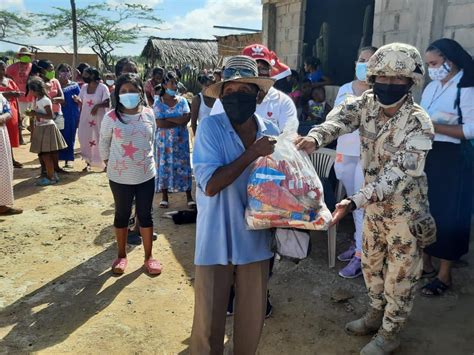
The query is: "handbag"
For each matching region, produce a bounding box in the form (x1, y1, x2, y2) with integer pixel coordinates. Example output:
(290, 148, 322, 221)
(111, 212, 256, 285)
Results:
(54, 112, 65, 130)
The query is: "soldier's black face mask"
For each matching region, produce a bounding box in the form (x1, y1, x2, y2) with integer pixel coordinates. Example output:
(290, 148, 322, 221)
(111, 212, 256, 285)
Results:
(373, 82, 410, 107)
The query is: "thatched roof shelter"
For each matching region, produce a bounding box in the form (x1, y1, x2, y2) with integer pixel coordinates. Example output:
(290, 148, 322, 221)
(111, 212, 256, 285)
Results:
(141, 37, 218, 69)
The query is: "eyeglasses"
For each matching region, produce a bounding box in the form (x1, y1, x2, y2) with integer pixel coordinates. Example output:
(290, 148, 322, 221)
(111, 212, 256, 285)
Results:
(223, 68, 255, 80)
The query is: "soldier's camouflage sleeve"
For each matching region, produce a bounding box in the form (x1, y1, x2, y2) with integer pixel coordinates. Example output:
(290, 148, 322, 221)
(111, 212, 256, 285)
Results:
(307, 95, 362, 147)
(351, 117, 434, 208)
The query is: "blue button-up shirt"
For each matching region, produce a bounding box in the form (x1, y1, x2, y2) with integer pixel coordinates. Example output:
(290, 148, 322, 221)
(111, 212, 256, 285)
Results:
(192, 112, 279, 265)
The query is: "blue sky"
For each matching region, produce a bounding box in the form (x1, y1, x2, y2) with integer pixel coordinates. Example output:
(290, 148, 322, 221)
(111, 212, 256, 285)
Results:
(0, 0, 262, 55)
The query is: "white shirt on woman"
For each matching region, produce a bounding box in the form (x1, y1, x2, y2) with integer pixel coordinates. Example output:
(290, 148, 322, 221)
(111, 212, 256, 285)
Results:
(420, 70, 474, 143)
(334, 82, 360, 156)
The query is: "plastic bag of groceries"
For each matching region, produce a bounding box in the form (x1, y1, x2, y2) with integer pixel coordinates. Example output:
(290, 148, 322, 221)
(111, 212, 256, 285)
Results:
(245, 120, 332, 231)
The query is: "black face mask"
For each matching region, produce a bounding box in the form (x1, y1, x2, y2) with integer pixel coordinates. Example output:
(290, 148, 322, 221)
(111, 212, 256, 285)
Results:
(83, 77, 92, 84)
(221, 91, 257, 125)
(373, 82, 410, 107)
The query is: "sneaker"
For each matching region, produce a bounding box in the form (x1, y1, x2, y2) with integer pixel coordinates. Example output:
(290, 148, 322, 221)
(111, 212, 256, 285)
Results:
(337, 244, 356, 262)
(339, 256, 362, 279)
(35, 177, 57, 186)
(127, 231, 142, 245)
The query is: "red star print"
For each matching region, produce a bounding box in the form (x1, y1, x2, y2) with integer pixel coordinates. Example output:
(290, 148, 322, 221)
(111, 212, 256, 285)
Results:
(86, 99, 94, 107)
(113, 127, 123, 139)
(88, 120, 96, 127)
(89, 140, 96, 147)
(121, 141, 139, 160)
(113, 160, 128, 176)
(135, 150, 149, 174)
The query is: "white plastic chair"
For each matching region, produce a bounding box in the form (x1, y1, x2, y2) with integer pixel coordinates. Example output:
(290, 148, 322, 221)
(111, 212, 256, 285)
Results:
(309, 148, 345, 268)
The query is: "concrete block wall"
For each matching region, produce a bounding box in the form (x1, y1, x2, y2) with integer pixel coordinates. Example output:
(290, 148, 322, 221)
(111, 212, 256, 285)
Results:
(373, 0, 474, 54)
(443, 0, 474, 53)
(262, 0, 305, 69)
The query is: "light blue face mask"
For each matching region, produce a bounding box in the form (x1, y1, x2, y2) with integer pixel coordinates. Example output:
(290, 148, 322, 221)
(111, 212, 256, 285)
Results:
(165, 88, 176, 97)
(119, 93, 140, 109)
(355, 62, 368, 81)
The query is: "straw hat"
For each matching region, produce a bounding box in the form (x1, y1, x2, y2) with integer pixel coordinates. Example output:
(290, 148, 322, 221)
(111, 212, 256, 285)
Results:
(204, 55, 274, 98)
(16, 47, 33, 57)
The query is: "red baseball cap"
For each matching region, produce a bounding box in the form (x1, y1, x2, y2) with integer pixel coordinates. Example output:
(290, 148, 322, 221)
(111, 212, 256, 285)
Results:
(242, 44, 272, 65)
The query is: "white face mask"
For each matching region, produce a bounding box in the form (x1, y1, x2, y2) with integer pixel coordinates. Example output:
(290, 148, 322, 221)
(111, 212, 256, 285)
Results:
(105, 79, 115, 86)
(428, 62, 451, 81)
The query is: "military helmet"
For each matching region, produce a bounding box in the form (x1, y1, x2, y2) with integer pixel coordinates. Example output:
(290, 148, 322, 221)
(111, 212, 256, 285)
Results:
(366, 43, 425, 86)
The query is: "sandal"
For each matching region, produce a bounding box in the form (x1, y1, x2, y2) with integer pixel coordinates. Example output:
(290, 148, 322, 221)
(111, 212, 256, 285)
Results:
(0, 207, 23, 216)
(159, 200, 169, 209)
(143, 258, 162, 275)
(421, 277, 450, 297)
(111, 258, 128, 274)
(421, 269, 437, 279)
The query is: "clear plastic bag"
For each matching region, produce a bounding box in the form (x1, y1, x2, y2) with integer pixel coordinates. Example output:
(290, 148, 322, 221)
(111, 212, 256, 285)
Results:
(245, 120, 331, 230)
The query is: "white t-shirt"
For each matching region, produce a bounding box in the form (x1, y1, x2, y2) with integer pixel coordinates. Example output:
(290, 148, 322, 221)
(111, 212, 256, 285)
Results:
(197, 92, 212, 123)
(334, 82, 360, 156)
(34, 96, 54, 126)
(420, 70, 474, 143)
(210, 86, 298, 133)
(99, 107, 156, 185)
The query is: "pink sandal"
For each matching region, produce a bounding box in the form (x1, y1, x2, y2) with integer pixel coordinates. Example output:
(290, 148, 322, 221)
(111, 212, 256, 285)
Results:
(143, 258, 162, 275)
(111, 258, 128, 274)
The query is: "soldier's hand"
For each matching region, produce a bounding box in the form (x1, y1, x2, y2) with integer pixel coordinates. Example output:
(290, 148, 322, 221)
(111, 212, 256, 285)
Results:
(248, 136, 277, 158)
(295, 136, 319, 154)
(330, 199, 354, 226)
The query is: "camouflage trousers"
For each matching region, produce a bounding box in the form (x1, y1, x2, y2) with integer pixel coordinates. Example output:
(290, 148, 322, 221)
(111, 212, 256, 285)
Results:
(362, 212, 423, 334)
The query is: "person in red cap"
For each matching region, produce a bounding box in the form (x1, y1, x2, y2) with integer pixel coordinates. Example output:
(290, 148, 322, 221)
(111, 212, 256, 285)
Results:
(210, 44, 298, 133)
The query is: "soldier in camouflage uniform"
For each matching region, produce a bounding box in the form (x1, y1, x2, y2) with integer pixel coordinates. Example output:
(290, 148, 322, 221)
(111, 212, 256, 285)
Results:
(296, 43, 437, 355)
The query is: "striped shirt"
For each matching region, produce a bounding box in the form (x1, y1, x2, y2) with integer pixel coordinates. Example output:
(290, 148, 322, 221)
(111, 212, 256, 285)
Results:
(99, 107, 156, 185)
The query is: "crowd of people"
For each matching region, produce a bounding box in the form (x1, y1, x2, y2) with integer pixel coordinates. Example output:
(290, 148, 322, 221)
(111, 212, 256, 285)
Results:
(0, 36, 473, 355)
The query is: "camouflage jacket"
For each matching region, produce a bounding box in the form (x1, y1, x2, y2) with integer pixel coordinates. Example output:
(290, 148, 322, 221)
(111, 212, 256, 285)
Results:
(308, 91, 435, 219)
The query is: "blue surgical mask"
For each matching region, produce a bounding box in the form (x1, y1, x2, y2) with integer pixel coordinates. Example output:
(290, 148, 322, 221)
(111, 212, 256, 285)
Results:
(355, 62, 367, 81)
(165, 88, 176, 97)
(119, 93, 140, 109)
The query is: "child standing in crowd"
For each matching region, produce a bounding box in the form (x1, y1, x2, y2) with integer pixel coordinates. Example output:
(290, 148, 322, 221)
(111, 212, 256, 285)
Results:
(333, 46, 378, 279)
(100, 73, 161, 275)
(36, 60, 66, 174)
(56, 63, 80, 169)
(74, 67, 110, 171)
(299, 86, 332, 136)
(144, 67, 164, 106)
(153, 71, 194, 208)
(27, 78, 67, 186)
(304, 56, 331, 86)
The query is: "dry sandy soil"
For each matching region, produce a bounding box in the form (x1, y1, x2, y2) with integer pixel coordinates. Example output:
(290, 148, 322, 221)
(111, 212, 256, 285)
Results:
(1, 135, 474, 354)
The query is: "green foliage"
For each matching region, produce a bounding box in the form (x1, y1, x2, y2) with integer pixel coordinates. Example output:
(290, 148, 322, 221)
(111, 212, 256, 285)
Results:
(35, 2, 161, 70)
(0, 10, 33, 39)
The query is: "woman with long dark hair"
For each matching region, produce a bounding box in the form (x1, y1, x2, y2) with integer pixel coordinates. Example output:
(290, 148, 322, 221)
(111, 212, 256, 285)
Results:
(99, 73, 161, 275)
(74, 67, 110, 171)
(420, 38, 474, 296)
(56, 63, 80, 168)
(153, 71, 194, 208)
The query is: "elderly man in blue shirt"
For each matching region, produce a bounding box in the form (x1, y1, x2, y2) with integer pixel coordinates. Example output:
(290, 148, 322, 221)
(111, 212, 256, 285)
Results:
(190, 56, 279, 355)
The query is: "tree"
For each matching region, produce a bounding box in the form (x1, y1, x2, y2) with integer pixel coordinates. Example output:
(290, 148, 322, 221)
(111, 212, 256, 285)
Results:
(0, 10, 33, 39)
(37, 3, 161, 69)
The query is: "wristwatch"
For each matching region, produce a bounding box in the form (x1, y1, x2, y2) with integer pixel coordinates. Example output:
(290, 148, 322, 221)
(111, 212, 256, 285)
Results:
(348, 199, 357, 212)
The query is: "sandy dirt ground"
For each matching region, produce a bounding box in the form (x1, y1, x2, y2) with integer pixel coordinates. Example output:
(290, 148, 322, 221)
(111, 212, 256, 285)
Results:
(1, 135, 474, 354)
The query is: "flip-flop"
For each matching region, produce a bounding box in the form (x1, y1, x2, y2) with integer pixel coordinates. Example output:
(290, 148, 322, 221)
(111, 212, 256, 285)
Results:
(159, 200, 169, 209)
(111, 258, 128, 274)
(143, 258, 162, 275)
(421, 277, 450, 297)
(0, 207, 23, 216)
